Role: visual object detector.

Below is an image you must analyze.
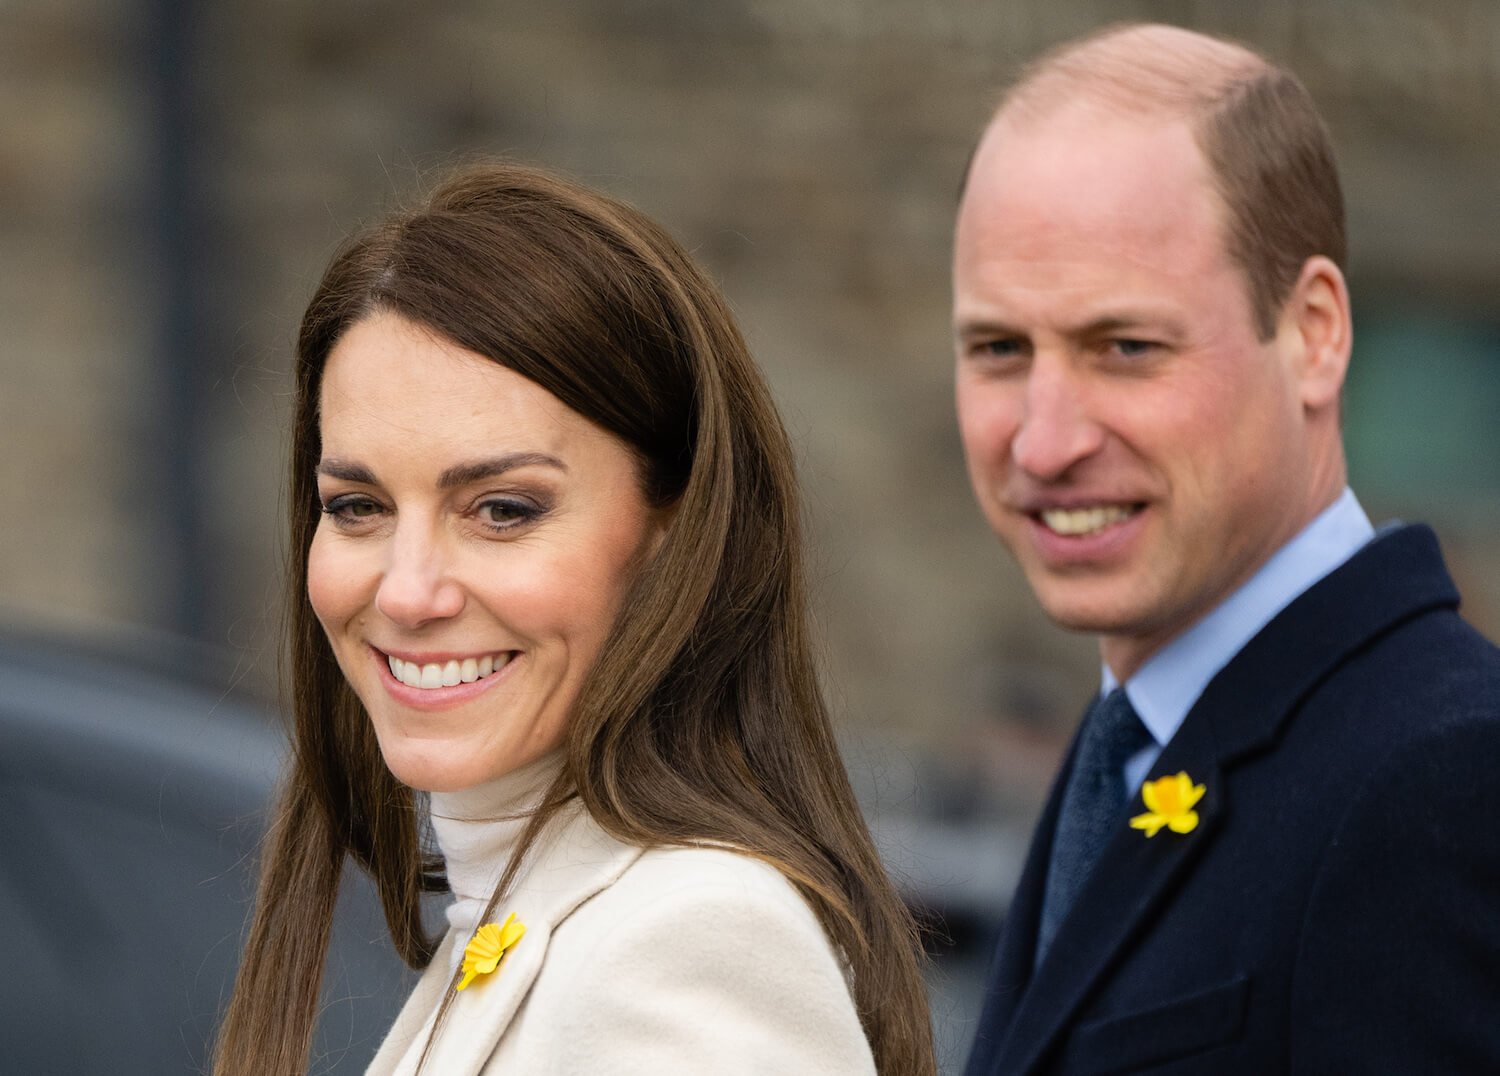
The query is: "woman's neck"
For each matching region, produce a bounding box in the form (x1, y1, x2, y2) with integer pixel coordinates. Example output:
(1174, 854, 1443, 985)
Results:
(427, 751, 566, 935)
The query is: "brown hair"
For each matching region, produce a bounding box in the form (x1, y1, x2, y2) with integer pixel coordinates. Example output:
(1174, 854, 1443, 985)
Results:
(213, 161, 934, 1075)
(984, 22, 1346, 340)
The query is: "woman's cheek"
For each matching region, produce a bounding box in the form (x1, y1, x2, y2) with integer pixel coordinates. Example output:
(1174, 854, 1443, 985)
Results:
(306, 533, 363, 631)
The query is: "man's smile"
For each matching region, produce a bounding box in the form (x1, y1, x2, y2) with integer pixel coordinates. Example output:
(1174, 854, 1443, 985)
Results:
(1036, 504, 1144, 537)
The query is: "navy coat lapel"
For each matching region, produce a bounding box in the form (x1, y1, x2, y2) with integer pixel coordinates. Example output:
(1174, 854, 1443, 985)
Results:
(985, 524, 1458, 1075)
(989, 725, 1226, 1076)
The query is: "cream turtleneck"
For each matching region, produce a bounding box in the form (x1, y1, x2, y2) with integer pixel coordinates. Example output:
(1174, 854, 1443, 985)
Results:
(426, 751, 566, 969)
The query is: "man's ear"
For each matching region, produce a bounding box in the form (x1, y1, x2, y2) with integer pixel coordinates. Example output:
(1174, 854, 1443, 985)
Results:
(1278, 255, 1352, 412)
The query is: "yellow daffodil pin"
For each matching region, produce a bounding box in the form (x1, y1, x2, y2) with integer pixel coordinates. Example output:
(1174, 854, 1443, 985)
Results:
(457, 913, 526, 990)
(1130, 772, 1206, 838)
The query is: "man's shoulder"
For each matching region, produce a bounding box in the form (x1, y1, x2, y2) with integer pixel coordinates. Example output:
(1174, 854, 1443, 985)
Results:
(1318, 521, 1500, 694)
(1259, 520, 1496, 684)
(1198, 522, 1500, 766)
(1335, 599, 1500, 717)
(1287, 573, 1500, 783)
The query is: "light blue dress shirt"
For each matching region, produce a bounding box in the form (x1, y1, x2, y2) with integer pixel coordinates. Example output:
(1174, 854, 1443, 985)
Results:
(1104, 488, 1376, 793)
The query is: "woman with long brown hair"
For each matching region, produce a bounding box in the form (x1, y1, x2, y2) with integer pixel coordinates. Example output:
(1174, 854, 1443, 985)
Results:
(214, 161, 934, 1074)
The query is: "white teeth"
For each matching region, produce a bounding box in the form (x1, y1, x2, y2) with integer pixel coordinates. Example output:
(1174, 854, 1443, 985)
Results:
(1040, 505, 1138, 537)
(385, 652, 511, 691)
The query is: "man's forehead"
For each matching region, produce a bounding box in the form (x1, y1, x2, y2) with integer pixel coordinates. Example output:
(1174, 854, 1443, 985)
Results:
(974, 96, 1201, 176)
(959, 107, 1222, 254)
(988, 82, 1185, 138)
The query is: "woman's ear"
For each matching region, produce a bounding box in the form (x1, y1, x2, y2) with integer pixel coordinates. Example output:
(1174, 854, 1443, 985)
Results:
(1278, 255, 1352, 413)
(644, 498, 678, 561)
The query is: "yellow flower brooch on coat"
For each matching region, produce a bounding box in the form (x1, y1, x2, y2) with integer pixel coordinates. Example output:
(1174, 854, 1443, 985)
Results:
(1130, 772, 1206, 837)
(457, 913, 527, 990)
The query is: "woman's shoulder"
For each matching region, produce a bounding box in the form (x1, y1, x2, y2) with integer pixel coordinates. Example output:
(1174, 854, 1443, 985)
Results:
(513, 840, 873, 1073)
(619, 841, 814, 905)
(556, 840, 828, 950)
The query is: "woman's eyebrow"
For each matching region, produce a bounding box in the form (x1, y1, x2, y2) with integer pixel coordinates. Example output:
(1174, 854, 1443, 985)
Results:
(437, 453, 568, 489)
(316, 452, 569, 488)
(316, 459, 376, 484)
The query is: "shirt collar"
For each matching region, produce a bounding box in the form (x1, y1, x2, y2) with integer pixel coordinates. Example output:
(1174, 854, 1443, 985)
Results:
(1101, 488, 1375, 749)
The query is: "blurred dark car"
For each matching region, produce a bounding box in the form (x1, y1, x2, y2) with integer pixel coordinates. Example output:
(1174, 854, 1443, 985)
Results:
(0, 626, 417, 1075)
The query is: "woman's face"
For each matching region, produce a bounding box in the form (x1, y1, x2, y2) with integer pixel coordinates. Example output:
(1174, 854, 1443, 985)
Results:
(307, 311, 668, 792)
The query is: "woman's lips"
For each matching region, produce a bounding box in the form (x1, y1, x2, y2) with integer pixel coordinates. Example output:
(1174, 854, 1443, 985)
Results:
(372, 647, 518, 709)
(385, 651, 513, 689)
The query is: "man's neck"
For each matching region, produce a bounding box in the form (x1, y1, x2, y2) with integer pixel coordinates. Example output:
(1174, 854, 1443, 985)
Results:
(1101, 472, 1349, 682)
(1098, 488, 1374, 750)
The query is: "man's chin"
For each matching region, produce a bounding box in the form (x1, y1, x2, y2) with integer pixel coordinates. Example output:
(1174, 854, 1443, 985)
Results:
(1031, 586, 1188, 679)
(1042, 606, 1130, 636)
(1029, 585, 1151, 637)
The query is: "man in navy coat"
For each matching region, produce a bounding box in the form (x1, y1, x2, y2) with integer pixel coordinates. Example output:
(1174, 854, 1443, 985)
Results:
(953, 23, 1500, 1075)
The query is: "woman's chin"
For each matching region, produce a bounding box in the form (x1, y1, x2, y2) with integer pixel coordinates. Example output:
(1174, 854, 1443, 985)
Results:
(375, 733, 552, 793)
(378, 741, 496, 793)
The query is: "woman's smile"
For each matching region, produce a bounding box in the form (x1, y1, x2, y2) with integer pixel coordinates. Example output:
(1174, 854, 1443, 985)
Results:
(368, 645, 521, 713)
(382, 649, 514, 690)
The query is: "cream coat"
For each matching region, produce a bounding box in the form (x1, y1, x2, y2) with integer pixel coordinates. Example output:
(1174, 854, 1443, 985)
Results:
(367, 789, 876, 1075)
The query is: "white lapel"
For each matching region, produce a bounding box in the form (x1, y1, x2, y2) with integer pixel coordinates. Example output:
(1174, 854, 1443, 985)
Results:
(368, 803, 643, 1075)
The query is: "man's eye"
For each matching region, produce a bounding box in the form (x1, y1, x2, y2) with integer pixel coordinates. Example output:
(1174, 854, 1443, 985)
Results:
(973, 337, 1027, 361)
(1112, 339, 1156, 358)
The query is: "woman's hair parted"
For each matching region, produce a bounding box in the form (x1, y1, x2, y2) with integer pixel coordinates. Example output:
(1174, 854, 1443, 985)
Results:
(213, 161, 934, 1076)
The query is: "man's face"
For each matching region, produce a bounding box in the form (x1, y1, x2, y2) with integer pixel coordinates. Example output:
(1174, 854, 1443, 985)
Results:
(953, 103, 1322, 679)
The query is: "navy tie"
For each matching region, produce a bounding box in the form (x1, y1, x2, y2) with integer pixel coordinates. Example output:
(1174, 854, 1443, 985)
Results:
(1036, 688, 1153, 964)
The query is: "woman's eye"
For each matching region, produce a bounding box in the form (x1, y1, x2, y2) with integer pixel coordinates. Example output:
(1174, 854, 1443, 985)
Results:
(321, 494, 383, 523)
(475, 498, 542, 531)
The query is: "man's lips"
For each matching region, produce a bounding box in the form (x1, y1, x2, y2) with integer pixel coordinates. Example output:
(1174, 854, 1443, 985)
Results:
(1033, 503, 1144, 537)
(1009, 499, 1150, 566)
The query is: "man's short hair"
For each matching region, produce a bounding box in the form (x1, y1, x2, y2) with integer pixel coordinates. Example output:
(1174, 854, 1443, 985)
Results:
(990, 24, 1345, 340)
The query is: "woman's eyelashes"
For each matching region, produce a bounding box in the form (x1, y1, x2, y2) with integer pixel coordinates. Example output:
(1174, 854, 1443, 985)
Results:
(472, 496, 545, 533)
(316, 489, 550, 535)
(320, 492, 384, 527)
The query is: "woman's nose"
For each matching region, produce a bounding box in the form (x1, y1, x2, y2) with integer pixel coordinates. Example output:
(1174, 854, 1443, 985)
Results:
(374, 527, 465, 628)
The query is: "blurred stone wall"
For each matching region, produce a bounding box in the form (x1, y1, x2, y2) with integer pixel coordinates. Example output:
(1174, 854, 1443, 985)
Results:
(3, 0, 1498, 772)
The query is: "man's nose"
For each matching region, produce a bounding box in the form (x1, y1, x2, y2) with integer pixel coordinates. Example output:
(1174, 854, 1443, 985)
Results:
(1010, 357, 1105, 481)
(375, 525, 465, 628)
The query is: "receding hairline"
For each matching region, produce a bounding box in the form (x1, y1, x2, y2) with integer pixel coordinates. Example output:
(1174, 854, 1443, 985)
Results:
(995, 23, 1270, 131)
(958, 25, 1274, 204)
